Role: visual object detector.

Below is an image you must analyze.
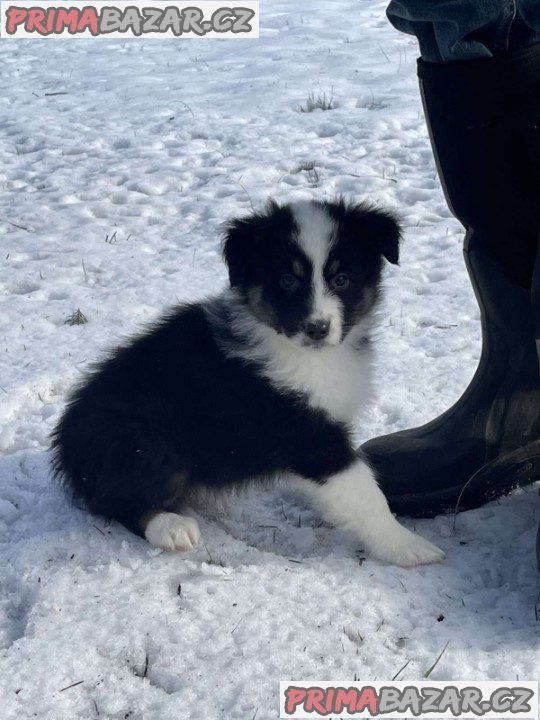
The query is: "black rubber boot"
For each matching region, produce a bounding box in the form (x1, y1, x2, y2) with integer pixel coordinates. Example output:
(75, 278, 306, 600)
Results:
(361, 46, 540, 518)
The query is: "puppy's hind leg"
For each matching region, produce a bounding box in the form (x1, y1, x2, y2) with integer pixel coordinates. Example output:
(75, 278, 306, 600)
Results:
(138, 470, 201, 551)
(299, 458, 445, 567)
(141, 511, 201, 551)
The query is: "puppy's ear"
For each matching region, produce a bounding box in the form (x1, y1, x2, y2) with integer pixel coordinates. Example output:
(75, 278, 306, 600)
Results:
(331, 200, 401, 265)
(222, 200, 284, 287)
(222, 218, 254, 288)
(362, 208, 401, 265)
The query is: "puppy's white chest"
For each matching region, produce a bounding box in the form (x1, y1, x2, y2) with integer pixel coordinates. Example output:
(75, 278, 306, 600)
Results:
(298, 347, 372, 422)
(263, 342, 373, 423)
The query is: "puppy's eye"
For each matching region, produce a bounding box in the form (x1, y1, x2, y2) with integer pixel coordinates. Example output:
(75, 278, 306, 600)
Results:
(280, 274, 299, 291)
(331, 272, 350, 290)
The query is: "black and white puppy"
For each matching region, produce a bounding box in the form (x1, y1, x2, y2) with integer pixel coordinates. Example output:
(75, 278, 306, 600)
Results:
(52, 199, 444, 567)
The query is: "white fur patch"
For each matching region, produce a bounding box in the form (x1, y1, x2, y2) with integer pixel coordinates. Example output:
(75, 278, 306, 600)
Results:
(291, 201, 343, 345)
(144, 512, 201, 551)
(294, 460, 445, 567)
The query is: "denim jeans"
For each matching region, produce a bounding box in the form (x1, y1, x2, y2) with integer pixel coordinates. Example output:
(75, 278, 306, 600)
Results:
(387, 0, 540, 62)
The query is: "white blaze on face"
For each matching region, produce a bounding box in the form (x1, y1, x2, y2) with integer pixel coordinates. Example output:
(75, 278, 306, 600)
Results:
(292, 201, 343, 344)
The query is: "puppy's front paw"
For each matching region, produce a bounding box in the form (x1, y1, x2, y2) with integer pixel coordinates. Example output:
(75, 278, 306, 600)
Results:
(145, 512, 201, 551)
(371, 523, 445, 568)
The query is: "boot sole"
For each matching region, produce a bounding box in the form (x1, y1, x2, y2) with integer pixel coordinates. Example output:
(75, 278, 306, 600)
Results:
(386, 442, 540, 518)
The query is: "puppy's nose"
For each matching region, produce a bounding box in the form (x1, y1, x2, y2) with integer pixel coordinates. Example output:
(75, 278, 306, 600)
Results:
(304, 319, 330, 341)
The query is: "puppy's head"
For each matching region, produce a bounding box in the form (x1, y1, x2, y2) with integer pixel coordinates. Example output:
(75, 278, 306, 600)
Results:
(223, 198, 400, 347)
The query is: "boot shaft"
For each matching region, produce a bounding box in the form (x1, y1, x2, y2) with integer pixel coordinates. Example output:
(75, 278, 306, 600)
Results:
(418, 46, 540, 288)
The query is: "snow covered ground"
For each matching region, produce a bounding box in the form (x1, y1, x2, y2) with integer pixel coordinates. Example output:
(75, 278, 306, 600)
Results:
(0, 1, 538, 718)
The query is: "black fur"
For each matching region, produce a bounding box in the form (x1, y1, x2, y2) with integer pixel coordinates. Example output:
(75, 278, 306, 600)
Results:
(51, 302, 355, 534)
